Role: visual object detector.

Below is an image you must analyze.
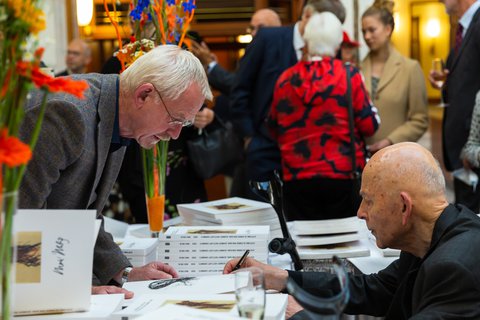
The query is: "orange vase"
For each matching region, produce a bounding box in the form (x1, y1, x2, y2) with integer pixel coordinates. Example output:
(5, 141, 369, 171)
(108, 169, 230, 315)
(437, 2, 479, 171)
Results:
(146, 194, 165, 237)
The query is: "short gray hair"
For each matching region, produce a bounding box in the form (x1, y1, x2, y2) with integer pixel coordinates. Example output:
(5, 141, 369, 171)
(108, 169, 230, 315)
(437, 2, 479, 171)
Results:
(303, 12, 343, 57)
(120, 45, 212, 101)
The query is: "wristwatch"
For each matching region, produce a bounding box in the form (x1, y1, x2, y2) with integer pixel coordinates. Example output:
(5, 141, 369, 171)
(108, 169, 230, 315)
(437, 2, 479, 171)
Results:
(121, 267, 133, 284)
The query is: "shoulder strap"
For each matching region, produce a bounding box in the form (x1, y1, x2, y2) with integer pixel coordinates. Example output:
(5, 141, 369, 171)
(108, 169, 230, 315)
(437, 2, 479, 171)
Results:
(345, 63, 360, 180)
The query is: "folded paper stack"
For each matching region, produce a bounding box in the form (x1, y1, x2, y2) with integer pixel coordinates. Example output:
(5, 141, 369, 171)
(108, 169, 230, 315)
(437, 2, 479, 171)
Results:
(157, 225, 270, 276)
(290, 217, 370, 260)
(177, 197, 282, 240)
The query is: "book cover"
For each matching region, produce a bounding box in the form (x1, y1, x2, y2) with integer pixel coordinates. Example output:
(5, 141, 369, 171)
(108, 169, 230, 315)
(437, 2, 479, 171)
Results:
(292, 217, 361, 236)
(115, 293, 287, 320)
(13, 210, 97, 316)
(297, 241, 370, 260)
(293, 232, 362, 246)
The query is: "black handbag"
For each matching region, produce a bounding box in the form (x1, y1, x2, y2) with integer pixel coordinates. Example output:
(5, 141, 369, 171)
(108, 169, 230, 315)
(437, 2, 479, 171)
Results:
(186, 116, 243, 179)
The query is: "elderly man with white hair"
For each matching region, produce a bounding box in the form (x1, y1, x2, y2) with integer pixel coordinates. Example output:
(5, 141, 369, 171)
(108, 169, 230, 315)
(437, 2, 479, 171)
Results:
(20, 45, 212, 297)
(268, 12, 379, 221)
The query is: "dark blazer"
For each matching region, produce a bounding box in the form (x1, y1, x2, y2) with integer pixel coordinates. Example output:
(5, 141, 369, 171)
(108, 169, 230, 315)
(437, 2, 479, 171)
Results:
(230, 25, 298, 180)
(443, 7, 480, 171)
(208, 64, 235, 96)
(19, 73, 130, 285)
(289, 204, 480, 319)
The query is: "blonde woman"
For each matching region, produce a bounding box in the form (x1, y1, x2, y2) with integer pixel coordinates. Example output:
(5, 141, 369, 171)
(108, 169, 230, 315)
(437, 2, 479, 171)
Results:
(361, 0, 428, 154)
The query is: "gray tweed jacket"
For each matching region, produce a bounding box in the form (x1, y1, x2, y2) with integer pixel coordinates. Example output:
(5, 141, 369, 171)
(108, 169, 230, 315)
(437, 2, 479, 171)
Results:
(19, 73, 130, 285)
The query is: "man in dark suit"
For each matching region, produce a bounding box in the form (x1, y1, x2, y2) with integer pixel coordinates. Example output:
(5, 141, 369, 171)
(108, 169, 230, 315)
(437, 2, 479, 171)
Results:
(229, 0, 346, 183)
(225, 142, 480, 319)
(430, 0, 480, 211)
(20, 45, 212, 296)
(190, 8, 282, 96)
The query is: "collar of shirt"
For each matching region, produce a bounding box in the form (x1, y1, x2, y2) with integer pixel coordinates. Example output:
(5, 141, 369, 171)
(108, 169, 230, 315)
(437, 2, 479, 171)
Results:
(459, 0, 480, 36)
(110, 77, 131, 153)
(293, 22, 304, 62)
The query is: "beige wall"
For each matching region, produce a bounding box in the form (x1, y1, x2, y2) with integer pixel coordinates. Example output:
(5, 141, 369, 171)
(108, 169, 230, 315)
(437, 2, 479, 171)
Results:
(391, 0, 450, 100)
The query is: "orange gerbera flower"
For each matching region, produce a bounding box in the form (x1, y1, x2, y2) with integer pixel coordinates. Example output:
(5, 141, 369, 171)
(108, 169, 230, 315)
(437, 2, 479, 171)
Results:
(16, 61, 89, 99)
(0, 130, 32, 167)
(46, 77, 89, 99)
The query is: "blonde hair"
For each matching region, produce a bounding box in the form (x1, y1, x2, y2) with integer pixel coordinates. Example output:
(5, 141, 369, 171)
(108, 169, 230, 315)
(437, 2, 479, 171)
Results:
(303, 12, 343, 57)
(120, 45, 212, 101)
(362, 0, 395, 32)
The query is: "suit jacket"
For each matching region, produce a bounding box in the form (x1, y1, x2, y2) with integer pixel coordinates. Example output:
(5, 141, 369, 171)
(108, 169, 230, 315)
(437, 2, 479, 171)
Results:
(19, 73, 130, 285)
(208, 64, 235, 96)
(361, 46, 428, 145)
(230, 25, 298, 180)
(289, 204, 480, 319)
(443, 7, 480, 171)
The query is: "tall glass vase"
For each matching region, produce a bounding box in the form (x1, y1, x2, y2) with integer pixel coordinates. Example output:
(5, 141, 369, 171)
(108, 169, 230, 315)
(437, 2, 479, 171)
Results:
(142, 141, 168, 237)
(0, 191, 18, 320)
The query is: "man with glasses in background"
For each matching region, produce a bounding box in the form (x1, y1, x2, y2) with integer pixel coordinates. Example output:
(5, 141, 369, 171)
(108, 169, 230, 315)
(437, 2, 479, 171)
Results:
(55, 38, 92, 77)
(19, 45, 212, 297)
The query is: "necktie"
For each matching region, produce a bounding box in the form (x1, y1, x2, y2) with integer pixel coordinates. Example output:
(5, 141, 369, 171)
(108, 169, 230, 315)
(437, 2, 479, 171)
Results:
(455, 24, 464, 55)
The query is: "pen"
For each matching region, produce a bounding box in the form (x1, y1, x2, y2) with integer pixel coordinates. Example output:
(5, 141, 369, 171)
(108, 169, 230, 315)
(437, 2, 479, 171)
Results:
(232, 249, 250, 272)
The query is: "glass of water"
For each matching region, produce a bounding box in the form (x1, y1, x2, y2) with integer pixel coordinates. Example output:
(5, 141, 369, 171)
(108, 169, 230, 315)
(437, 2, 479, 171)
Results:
(235, 267, 266, 320)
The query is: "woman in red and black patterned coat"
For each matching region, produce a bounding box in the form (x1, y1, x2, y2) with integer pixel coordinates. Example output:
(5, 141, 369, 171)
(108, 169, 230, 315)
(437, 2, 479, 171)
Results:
(268, 12, 380, 221)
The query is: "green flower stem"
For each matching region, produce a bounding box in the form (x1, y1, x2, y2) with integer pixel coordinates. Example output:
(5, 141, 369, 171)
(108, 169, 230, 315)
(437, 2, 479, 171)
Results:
(0, 192, 17, 320)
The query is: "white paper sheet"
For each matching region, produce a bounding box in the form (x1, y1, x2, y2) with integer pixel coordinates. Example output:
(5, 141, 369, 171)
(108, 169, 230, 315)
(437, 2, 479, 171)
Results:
(123, 274, 244, 296)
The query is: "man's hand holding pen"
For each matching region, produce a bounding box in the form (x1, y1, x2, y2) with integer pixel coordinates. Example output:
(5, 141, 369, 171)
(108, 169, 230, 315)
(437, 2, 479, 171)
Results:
(223, 256, 289, 292)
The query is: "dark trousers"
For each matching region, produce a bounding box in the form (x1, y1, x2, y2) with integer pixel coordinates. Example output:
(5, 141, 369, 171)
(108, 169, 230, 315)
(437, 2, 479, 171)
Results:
(454, 167, 480, 213)
(283, 178, 361, 221)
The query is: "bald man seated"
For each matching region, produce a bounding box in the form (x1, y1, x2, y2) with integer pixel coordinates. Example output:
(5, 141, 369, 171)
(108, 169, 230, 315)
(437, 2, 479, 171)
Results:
(224, 142, 480, 319)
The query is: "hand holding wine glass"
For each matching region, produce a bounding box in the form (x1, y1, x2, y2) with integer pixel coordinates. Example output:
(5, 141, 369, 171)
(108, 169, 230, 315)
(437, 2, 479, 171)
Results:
(430, 58, 447, 89)
(429, 58, 449, 107)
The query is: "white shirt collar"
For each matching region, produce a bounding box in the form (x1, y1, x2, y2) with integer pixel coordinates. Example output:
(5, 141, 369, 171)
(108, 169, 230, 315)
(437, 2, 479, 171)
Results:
(459, 0, 480, 36)
(293, 22, 304, 61)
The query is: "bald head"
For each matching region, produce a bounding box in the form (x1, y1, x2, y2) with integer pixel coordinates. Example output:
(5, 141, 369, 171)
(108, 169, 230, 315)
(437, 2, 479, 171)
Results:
(365, 142, 446, 198)
(66, 38, 91, 74)
(249, 8, 281, 37)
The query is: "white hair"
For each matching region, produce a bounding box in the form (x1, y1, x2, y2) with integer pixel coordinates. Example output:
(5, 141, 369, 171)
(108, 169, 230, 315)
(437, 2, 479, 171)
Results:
(303, 12, 343, 57)
(120, 45, 212, 101)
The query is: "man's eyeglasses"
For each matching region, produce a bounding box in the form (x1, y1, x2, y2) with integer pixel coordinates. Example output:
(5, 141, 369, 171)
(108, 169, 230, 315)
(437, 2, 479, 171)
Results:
(151, 85, 194, 127)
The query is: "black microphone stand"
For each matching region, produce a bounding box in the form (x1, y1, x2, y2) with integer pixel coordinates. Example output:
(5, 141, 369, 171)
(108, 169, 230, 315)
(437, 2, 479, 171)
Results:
(250, 172, 304, 271)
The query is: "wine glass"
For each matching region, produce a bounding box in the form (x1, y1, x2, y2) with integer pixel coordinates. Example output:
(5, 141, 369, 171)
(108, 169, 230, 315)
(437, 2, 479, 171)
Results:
(235, 267, 266, 320)
(431, 58, 448, 107)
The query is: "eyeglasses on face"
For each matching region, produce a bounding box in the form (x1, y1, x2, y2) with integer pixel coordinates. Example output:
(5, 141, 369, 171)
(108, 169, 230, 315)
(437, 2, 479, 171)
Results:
(151, 84, 194, 127)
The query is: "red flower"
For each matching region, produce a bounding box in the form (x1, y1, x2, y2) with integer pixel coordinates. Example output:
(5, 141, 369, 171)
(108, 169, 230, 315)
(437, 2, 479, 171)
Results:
(45, 77, 89, 99)
(16, 61, 89, 98)
(0, 129, 32, 167)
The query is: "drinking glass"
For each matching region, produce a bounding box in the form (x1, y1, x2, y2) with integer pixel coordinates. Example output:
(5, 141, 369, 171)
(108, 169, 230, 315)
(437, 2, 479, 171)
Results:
(235, 267, 266, 320)
(431, 58, 448, 107)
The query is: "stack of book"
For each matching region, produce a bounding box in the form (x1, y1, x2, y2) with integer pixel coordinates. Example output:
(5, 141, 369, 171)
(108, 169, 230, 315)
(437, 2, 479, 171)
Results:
(177, 197, 282, 240)
(120, 238, 158, 267)
(157, 225, 270, 276)
(290, 217, 370, 260)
